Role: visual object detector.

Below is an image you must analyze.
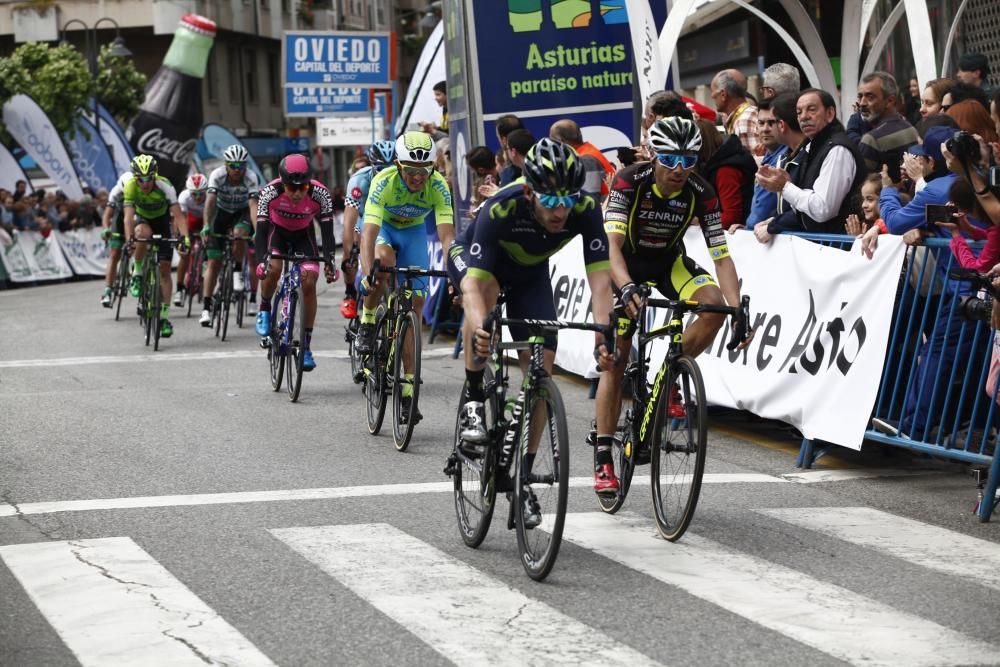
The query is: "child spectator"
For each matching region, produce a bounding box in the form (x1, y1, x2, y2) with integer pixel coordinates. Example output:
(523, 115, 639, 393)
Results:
(938, 178, 999, 272)
(846, 174, 883, 236)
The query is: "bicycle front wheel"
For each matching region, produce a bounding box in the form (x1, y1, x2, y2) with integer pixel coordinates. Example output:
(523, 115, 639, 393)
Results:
(151, 263, 162, 351)
(392, 310, 421, 452)
(452, 368, 498, 548)
(515, 377, 569, 581)
(651, 355, 707, 542)
(348, 319, 364, 385)
(597, 430, 635, 515)
(113, 250, 129, 321)
(365, 311, 390, 434)
(286, 288, 305, 402)
(220, 262, 233, 342)
(268, 298, 284, 392)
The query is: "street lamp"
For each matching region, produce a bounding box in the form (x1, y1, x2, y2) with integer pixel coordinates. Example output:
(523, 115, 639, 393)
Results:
(60, 18, 132, 140)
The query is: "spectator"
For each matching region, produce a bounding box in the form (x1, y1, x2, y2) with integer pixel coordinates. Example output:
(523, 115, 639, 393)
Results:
(943, 82, 990, 114)
(0, 193, 13, 232)
(12, 180, 27, 203)
(632, 90, 696, 161)
(903, 77, 922, 124)
(856, 71, 920, 182)
(938, 178, 999, 272)
(740, 96, 791, 231)
(760, 62, 801, 98)
(434, 137, 451, 183)
(550, 118, 614, 201)
(419, 80, 449, 139)
(711, 69, 760, 155)
(495, 114, 525, 186)
(755, 88, 866, 239)
(957, 53, 995, 98)
(696, 118, 756, 230)
(845, 174, 883, 236)
(947, 98, 1000, 144)
(919, 78, 954, 119)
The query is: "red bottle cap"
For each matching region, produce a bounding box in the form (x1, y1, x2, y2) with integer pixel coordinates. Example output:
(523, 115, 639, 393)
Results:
(181, 14, 217, 37)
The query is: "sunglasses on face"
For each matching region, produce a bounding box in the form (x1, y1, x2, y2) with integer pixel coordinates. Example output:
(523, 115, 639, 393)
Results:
(399, 163, 434, 176)
(226, 161, 247, 170)
(537, 192, 579, 209)
(137, 175, 155, 184)
(285, 182, 309, 193)
(656, 153, 698, 170)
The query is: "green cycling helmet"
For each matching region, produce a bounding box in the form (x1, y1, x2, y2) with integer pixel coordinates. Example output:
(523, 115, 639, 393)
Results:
(131, 154, 158, 178)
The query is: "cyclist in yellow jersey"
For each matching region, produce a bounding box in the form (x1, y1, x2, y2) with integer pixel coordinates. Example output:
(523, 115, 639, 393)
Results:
(123, 155, 188, 339)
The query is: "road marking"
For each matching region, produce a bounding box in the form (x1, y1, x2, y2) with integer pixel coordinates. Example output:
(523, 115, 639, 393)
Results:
(559, 513, 1000, 667)
(759, 507, 1000, 591)
(271, 523, 661, 666)
(779, 468, 943, 483)
(0, 474, 786, 518)
(0, 537, 275, 667)
(0, 347, 456, 369)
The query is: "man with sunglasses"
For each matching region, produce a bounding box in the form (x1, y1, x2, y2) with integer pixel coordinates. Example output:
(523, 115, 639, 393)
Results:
(122, 154, 188, 339)
(447, 139, 613, 464)
(341, 140, 396, 320)
(199, 144, 260, 327)
(592, 117, 751, 494)
(173, 173, 208, 306)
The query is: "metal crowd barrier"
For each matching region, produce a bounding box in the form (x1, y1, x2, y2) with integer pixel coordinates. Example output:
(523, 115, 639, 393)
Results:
(791, 233, 999, 522)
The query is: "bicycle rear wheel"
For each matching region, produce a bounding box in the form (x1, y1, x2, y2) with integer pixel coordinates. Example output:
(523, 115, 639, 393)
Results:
(597, 430, 635, 514)
(113, 250, 129, 321)
(452, 368, 498, 548)
(286, 288, 305, 402)
(392, 310, 421, 452)
(515, 377, 569, 581)
(651, 355, 707, 542)
(142, 263, 155, 346)
(347, 318, 363, 385)
(220, 261, 233, 342)
(268, 296, 284, 392)
(151, 263, 162, 351)
(185, 245, 201, 318)
(365, 310, 390, 435)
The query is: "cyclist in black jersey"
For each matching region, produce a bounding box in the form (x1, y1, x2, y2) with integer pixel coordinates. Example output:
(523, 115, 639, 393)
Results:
(592, 117, 752, 494)
(447, 138, 613, 446)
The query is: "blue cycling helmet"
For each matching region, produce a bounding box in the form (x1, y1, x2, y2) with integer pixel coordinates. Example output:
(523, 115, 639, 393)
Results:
(365, 140, 396, 166)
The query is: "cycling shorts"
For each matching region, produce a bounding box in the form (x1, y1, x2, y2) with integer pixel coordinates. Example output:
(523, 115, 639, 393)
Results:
(260, 221, 321, 275)
(206, 207, 252, 254)
(108, 209, 125, 249)
(625, 251, 716, 302)
(447, 242, 557, 350)
(376, 223, 430, 294)
(135, 213, 174, 261)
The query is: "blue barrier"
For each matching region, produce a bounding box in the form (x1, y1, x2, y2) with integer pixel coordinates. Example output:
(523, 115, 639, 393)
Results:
(792, 233, 999, 522)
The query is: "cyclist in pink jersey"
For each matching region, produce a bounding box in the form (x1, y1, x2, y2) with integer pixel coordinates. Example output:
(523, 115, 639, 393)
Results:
(254, 154, 337, 371)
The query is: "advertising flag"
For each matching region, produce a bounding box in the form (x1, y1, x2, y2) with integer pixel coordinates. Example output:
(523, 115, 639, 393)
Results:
(2, 94, 84, 200)
(624, 0, 667, 104)
(91, 101, 135, 176)
(0, 142, 35, 194)
(65, 115, 118, 192)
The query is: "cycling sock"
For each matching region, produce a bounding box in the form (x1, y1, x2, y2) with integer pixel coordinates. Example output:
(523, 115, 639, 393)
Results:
(160, 303, 170, 317)
(259, 298, 270, 313)
(523, 452, 535, 477)
(465, 368, 485, 402)
(595, 435, 614, 467)
(249, 291, 256, 302)
(402, 373, 414, 398)
(204, 296, 213, 311)
(345, 284, 357, 299)
(132, 259, 144, 275)
(361, 305, 376, 325)
(304, 328, 313, 350)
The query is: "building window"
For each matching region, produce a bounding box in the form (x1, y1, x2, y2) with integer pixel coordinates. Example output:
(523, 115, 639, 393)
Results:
(282, 0, 290, 14)
(268, 53, 281, 106)
(206, 52, 217, 103)
(243, 49, 258, 104)
(228, 46, 241, 103)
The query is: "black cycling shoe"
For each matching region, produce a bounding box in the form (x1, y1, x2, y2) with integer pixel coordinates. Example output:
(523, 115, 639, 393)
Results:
(355, 323, 376, 355)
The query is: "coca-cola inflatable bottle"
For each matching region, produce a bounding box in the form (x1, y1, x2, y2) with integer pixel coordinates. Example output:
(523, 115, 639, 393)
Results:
(126, 14, 217, 191)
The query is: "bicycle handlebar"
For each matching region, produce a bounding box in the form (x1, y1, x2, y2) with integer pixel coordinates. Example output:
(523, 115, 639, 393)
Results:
(376, 265, 450, 279)
(268, 252, 326, 263)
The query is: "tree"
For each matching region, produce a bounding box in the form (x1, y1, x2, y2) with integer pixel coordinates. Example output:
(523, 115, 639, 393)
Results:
(95, 44, 147, 127)
(0, 42, 90, 137)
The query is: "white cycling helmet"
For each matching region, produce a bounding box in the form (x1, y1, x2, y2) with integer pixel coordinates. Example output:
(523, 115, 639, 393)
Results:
(222, 144, 249, 163)
(395, 131, 437, 164)
(185, 173, 208, 193)
(648, 117, 702, 153)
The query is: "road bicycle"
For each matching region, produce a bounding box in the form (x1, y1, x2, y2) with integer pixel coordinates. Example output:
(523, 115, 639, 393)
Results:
(180, 235, 203, 318)
(208, 233, 246, 342)
(445, 298, 611, 580)
(109, 237, 131, 322)
(133, 235, 179, 352)
(593, 284, 750, 541)
(234, 254, 251, 329)
(261, 253, 322, 403)
(362, 261, 450, 452)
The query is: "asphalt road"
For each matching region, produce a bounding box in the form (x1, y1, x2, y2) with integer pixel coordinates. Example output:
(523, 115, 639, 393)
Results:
(2, 278, 999, 667)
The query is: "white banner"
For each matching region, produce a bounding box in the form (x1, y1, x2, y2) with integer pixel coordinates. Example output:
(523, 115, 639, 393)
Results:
(0, 229, 73, 282)
(624, 0, 666, 105)
(3, 94, 85, 200)
(549, 229, 907, 450)
(53, 227, 109, 276)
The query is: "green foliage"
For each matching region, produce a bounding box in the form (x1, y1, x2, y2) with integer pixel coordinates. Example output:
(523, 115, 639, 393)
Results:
(96, 44, 147, 127)
(0, 42, 91, 137)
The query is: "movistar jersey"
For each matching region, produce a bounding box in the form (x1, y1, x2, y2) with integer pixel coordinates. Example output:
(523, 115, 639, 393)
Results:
(123, 174, 177, 219)
(605, 162, 728, 261)
(363, 168, 453, 230)
(207, 167, 260, 213)
(458, 184, 610, 281)
(345, 165, 380, 219)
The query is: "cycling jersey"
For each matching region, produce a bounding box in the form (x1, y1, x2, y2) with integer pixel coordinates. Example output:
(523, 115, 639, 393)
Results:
(605, 162, 729, 262)
(207, 167, 260, 213)
(179, 189, 205, 221)
(255, 178, 334, 264)
(107, 173, 129, 210)
(345, 165, 385, 220)
(457, 184, 610, 282)
(363, 168, 453, 230)
(123, 175, 177, 220)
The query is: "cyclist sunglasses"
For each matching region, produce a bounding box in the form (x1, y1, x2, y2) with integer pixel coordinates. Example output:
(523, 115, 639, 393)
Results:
(399, 163, 434, 176)
(226, 161, 247, 170)
(285, 182, 309, 192)
(136, 174, 155, 184)
(537, 192, 579, 209)
(656, 153, 698, 170)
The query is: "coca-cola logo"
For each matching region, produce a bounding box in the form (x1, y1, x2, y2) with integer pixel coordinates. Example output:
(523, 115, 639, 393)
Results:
(136, 128, 197, 164)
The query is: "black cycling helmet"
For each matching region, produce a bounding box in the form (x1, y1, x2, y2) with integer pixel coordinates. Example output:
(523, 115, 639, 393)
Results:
(279, 153, 312, 186)
(521, 138, 585, 196)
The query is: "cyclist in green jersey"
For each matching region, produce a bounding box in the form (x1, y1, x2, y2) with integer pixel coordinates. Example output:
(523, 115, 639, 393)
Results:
(123, 155, 188, 338)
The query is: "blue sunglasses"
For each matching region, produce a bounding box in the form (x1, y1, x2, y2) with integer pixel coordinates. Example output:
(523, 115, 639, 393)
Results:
(656, 153, 698, 170)
(537, 192, 579, 209)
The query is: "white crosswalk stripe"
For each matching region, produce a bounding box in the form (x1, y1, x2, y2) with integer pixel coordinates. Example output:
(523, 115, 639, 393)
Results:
(271, 523, 662, 666)
(0, 537, 276, 667)
(558, 512, 1000, 667)
(759, 506, 1000, 592)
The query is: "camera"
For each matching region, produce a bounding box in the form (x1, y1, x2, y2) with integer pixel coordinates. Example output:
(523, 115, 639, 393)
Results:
(925, 204, 957, 225)
(946, 131, 982, 164)
(949, 268, 1000, 323)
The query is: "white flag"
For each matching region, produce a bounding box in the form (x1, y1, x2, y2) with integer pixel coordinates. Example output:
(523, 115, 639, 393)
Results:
(3, 94, 84, 199)
(624, 0, 667, 104)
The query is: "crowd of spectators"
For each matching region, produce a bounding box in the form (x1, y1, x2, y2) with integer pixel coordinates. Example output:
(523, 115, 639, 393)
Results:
(0, 180, 109, 237)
